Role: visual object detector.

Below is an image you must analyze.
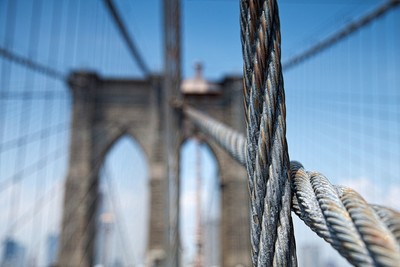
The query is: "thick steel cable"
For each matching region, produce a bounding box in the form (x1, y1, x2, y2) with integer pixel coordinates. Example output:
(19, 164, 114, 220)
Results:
(282, 0, 400, 71)
(0, 121, 68, 153)
(96, 167, 132, 265)
(240, 0, 296, 266)
(0, 91, 68, 99)
(102, 0, 150, 77)
(181, 105, 400, 266)
(371, 205, 400, 245)
(291, 164, 400, 267)
(0, 146, 67, 194)
(184, 106, 246, 166)
(4, 177, 62, 236)
(0, 47, 65, 81)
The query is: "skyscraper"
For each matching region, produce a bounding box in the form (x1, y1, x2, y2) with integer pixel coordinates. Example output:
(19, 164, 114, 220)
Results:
(47, 234, 59, 267)
(1, 238, 26, 267)
(204, 218, 220, 267)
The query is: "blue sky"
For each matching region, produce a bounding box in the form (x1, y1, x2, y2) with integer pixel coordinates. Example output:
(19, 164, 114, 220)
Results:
(0, 0, 399, 266)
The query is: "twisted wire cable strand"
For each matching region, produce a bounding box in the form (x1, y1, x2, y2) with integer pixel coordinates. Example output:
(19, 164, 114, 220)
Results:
(181, 105, 400, 266)
(290, 164, 400, 267)
(184, 106, 246, 165)
(371, 205, 400, 244)
(338, 187, 400, 266)
(240, 1, 265, 261)
(290, 163, 375, 266)
(240, 0, 297, 265)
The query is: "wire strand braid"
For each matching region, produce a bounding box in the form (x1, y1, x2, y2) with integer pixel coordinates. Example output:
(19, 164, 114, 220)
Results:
(184, 106, 246, 165)
(291, 163, 400, 267)
(240, 0, 297, 265)
(181, 105, 400, 267)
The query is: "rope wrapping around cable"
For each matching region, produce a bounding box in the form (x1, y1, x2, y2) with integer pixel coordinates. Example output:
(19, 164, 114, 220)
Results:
(181, 105, 400, 266)
(240, 0, 297, 265)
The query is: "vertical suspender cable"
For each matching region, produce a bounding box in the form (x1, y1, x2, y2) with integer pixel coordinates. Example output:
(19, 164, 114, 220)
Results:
(240, 1, 297, 266)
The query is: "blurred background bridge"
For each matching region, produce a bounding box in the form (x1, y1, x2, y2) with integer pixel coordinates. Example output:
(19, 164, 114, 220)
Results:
(0, 0, 399, 266)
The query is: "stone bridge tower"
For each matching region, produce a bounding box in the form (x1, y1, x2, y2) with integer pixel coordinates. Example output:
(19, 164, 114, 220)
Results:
(57, 69, 251, 267)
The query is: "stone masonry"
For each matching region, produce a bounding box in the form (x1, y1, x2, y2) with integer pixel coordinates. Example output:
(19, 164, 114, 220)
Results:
(57, 70, 251, 267)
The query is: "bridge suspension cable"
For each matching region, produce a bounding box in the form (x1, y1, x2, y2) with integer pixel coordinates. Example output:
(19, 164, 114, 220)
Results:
(0, 0, 155, 264)
(103, 0, 151, 77)
(102, 166, 135, 266)
(4, 179, 62, 236)
(0, 47, 66, 81)
(240, 1, 296, 265)
(175, 3, 400, 261)
(57, 124, 143, 264)
(0, 146, 67, 194)
(0, 122, 69, 154)
(282, 0, 400, 70)
(0, 91, 68, 100)
(180, 104, 400, 266)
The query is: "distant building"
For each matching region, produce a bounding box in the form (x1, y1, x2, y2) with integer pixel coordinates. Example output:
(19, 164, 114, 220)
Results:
(301, 244, 321, 267)
(47, 234, 59, 267)
(94, 191, 115, 267)
(181, 63, 221, 95)
(1, 238, 26, 267)
(204, 219, 220, 267)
